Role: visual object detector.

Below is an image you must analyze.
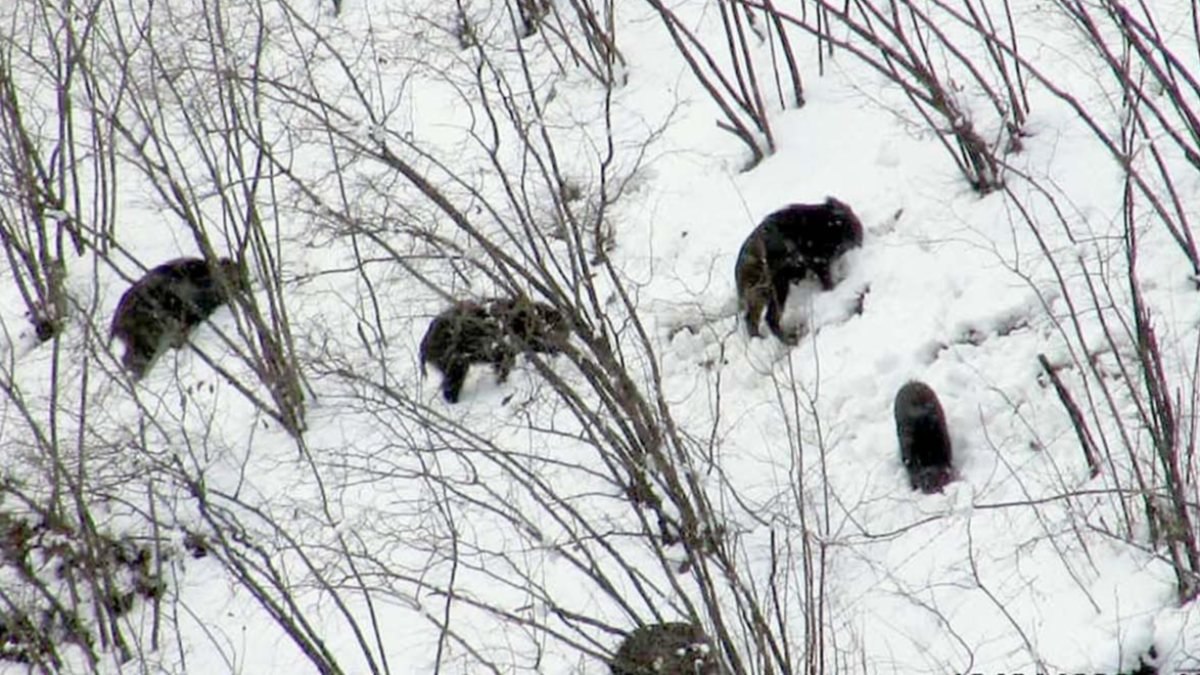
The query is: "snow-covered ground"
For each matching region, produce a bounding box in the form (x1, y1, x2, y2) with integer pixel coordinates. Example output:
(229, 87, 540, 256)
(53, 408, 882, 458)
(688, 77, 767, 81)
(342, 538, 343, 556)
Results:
(1, 0, 1199, 672)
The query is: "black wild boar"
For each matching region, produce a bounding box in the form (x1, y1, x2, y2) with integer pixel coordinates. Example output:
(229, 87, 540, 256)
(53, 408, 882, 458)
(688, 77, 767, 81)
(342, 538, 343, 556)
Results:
(735, 197, 863, 344)
(419, 296, 569, 403)
(894, 380, 954, 494)
(110, 257, 244, 380)
(609, 622, 718, 675)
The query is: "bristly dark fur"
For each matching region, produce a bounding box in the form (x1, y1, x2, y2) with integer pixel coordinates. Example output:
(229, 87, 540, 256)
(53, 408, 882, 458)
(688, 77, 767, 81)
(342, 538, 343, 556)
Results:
(894, 380, 954, 494)
(608, 622, 718, 675)
(418, 296, 570, 403)
(735, 196, 863, 344)
(110, 257, 245, 380)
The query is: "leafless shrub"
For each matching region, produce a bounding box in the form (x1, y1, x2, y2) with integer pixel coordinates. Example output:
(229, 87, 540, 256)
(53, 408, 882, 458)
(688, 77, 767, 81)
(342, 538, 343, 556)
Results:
(1049, 0, 1200, 275)
(973, 1, 1200, 604)
(638, 0, 805, 167)
(161, 0, 818, 669)
(0, 1, 111, 343)
(724, 0, 1200, 611)
(731, 0, 1028, 194)
(548, 0, 626, 86)
(0, 484, 166, 669)
(992, 155, 1200, 604)
(97, 0, 310, 436)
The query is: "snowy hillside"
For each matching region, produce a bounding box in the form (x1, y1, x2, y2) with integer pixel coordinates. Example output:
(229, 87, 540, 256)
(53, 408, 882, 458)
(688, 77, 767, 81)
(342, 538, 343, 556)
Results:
(0, 0, 1198, 672)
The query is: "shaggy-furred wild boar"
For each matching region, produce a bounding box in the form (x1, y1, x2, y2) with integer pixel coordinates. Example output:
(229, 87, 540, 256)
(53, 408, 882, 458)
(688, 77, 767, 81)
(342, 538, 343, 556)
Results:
(735, 197, 863, 344)
(608, 622, 718, 675)
(110, 257, 244, 380)
(419, 296, 569, 403)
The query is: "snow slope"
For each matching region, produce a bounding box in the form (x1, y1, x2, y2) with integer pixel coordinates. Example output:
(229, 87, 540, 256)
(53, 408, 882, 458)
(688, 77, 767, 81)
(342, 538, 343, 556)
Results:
(1, 0, 1199, 672)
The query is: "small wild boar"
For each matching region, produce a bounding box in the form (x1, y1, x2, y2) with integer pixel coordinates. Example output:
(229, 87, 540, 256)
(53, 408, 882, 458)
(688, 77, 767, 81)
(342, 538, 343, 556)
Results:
(110, 257, 244, 380)
(609, 622, 718, 675)
(419, 296, 570, 403)
(894, 380, 955, 494)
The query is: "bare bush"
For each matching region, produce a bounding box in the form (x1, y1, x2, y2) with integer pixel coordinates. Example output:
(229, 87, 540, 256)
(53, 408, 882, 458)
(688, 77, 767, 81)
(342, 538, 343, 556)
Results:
(95, 0, 310, 436)
(638, 0, 805, 166)
(731, 0, 1028, 194)
(0, 1, 109, 343)
(157, 0, 820, 670)
(985, 1, 1200, 604)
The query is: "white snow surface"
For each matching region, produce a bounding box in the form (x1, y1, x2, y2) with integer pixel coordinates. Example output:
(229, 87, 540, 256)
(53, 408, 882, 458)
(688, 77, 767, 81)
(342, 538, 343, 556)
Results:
(1, 0, 1199, 673)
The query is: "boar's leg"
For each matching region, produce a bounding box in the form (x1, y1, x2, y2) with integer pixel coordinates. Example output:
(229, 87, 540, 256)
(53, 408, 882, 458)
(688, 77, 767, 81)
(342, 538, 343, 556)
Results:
(440, 361, 470, 403)
(765, 274, 799, 345)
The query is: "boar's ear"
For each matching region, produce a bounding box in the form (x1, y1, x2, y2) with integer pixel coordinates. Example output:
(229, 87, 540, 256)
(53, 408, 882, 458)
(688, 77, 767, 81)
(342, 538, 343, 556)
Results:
(218, 258, 248, 292)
